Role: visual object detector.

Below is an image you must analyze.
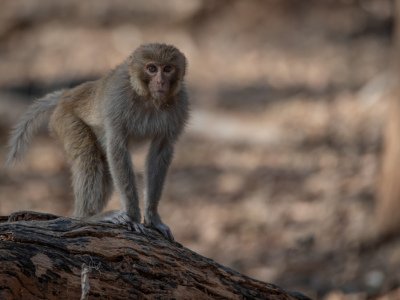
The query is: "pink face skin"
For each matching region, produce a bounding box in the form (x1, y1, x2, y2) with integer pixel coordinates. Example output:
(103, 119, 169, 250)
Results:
(145, 62, 176, 101)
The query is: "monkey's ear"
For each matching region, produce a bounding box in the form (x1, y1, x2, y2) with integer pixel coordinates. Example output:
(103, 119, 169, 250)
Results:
(128, 60, 150, 97)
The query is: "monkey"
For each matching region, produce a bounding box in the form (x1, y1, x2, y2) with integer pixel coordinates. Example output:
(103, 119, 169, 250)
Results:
(6, 43, 189, 241)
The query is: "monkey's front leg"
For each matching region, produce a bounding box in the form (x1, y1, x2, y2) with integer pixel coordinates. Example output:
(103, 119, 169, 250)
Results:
(144, 138, 174, 241)
(106, 133, 143, 230)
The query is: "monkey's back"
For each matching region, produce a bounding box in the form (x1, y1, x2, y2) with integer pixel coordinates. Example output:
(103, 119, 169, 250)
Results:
(51, 81, 101, 127)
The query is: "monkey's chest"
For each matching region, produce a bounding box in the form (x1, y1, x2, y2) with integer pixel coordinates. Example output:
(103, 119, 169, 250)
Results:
(127, 111, 176, 139)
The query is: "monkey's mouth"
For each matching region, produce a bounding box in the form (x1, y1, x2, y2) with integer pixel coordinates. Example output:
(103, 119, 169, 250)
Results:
(151, 91, 169, 105)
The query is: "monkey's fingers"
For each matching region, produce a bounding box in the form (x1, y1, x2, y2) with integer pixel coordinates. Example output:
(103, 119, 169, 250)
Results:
(153, 223, 174, 241)
(130, 222, 147, 234)
(113, 215, 146, 234)
(100, 212, 146, 235)
(115, 218, 147, 235)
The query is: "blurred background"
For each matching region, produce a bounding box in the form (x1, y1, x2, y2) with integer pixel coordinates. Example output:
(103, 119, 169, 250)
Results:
(0, 0, 400, 299)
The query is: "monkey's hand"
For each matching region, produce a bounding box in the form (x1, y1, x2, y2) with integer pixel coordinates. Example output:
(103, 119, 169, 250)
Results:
(99, 210, 146, 234)
(144, 216, 174, 241)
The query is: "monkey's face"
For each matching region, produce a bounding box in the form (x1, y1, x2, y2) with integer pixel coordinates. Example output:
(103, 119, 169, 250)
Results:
(129, 43, 187, 108)
(144, 62, 176, 102)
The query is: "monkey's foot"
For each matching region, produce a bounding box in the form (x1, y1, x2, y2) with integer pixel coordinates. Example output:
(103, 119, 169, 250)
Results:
(101, 211, 146, 234)
(145, 219, 174, 241)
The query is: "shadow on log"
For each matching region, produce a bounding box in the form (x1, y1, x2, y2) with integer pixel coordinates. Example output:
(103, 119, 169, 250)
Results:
(0, 211, 309, 300)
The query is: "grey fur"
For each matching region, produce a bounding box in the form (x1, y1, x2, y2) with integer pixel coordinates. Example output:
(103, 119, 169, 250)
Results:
(5, 90, 64, 166)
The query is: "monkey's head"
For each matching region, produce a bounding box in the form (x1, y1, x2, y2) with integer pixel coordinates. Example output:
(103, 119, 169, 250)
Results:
(129, 43, 187, 108)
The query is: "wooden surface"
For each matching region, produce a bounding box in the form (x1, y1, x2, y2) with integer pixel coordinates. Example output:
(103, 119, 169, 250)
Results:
(0, 211, 308, 300)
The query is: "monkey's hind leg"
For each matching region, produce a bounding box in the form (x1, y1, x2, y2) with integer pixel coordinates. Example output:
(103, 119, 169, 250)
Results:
(71, 152, 112, 218)
(52, 113, 112, 218)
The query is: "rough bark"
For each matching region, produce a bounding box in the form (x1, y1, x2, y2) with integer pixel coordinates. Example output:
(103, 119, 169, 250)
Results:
(0, 211, 307, 300)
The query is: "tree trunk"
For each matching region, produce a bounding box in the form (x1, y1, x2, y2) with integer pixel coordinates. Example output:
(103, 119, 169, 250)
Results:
(376, 0, 400, 238)
(0, 211, 307, 300)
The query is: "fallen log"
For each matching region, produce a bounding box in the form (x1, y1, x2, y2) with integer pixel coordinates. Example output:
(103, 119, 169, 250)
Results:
(0, 211, 309, 300)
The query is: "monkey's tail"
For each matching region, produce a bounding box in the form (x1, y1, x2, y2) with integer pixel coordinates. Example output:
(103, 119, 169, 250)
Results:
(5, 90, 64, 166)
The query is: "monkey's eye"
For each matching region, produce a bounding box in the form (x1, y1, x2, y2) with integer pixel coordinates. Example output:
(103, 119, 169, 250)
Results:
(146, 64, 157, 74)
(163, 65, 173, 73)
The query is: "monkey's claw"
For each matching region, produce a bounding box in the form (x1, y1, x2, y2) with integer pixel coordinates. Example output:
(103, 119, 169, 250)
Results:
(102, 211, 146, 234)
(130, 222, 147, 234)
(146, 221, 174, 241)
(156, 223, 174, 241)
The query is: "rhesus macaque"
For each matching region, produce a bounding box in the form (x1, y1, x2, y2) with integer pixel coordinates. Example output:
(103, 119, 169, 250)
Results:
(6, 43, 189, 240)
